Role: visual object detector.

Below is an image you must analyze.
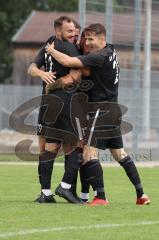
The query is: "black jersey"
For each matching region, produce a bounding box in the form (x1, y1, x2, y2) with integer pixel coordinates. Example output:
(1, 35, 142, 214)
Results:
(33, 36, 80, 91)
(77, 44, 120, 102)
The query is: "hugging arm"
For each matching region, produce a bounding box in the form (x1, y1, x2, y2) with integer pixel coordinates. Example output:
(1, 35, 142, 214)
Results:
(46, 42, 84, 68)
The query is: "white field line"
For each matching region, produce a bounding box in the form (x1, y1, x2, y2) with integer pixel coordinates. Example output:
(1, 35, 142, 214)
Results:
(0, 221, 159, 239)
(0, 161, 159, 167)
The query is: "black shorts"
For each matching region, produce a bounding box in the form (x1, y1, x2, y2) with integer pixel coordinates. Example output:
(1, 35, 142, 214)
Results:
(86, 111, 123, 150)
(37, 93, 47, 136)
(43, 89, 77, 144)
(87, 125, 123, 150)
(96, 136, 123, 150)
(37, 93, 61, 139)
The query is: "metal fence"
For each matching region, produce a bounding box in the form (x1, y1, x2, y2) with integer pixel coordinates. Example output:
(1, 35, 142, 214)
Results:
(77, 0, 159, 160)
(1, 0, 159, 159)
(0, 67, 159, 159)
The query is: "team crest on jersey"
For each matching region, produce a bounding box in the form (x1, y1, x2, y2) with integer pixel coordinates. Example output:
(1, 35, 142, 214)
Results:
(109, 49, 120, 85)
(37, 124, 43, 133)
(45, 53, 54, 72)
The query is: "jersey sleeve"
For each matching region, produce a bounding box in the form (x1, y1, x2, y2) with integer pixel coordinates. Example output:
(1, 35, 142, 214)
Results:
(64, 42, 80, 57)
(33, 45, 45, 68)
(77, 51, 106, 68)
(55, 40, 80, 57)
(33, 36, 56, 68)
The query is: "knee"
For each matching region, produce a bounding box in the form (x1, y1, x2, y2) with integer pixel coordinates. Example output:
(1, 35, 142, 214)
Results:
(39, 150, 56, 163)
(45, 143, 61, 154)
(83, 146, 98, 162)
(118, 155, 132, 166)
(62, 144, 74, 155)
(110, 148, 128, 162)
(38, 136, 46, 154)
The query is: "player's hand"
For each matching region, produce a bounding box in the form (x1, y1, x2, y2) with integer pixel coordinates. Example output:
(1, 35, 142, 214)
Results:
(45, 42, 55, 54)
(40, 71, 56, 84)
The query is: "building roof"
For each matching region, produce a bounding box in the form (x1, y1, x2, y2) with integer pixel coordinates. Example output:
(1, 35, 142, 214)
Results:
(12, 10, 159, 48)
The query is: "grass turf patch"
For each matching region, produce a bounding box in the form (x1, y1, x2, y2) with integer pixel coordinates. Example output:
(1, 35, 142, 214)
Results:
(0, 154, 64, 162)
(0, 162, 159, 240)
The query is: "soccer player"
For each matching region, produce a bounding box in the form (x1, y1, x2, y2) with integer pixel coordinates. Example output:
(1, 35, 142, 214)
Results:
(45, 23, 150, 205)
(72, 20, 81, 45)
(28, 16, 82, 203)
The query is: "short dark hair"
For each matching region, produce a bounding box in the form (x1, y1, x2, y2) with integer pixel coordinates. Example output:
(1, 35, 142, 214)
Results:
(72, 20, 81, 30)
(80, 28, 87, 38)
(54, 16, 73, 29)
(85, 23, 106, 37)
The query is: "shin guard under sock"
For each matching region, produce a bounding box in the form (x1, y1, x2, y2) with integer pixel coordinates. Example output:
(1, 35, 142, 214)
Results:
(38, 154, 42, 186)
(80, 165, 90, 194)
(39, 150, 56, 189)
(62, 147, 83, 185)
(82, 159, 106, 200)
(119, 155, 144, 198)
(65, 154, 78, 194)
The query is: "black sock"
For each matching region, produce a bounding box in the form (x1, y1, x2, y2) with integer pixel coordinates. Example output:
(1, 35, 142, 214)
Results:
(80, 165, 90, 194)
(71, 172, 78, 195)
(39, 150, 56, 189)
(119, 155, 144, 198)
(64, 154, 69, 170)
(64, 154, 78, 195)
(82, 159, 106, 200)
(38, 154, 42, 186)
(62, 147, 83, 185)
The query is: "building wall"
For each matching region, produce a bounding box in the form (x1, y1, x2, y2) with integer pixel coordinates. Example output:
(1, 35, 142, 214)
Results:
(12, 47, 159, 85)
(12, 48, 41, 85)
(118, 49, 159, 71)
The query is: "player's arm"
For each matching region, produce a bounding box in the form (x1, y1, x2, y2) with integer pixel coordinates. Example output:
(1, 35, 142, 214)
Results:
(46, 42, 105, 68)
(45, 42, 84, 68)
(28, 45, 56, 84)
(46, 69, 82, 94)
(28, 63, 56, 84)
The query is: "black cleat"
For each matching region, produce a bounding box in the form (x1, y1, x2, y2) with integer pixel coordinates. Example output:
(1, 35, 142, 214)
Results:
(55, 184, 83, 204)
(34, 192, 56, 203)
(73, 193, 82, 202)
(72, 186, 81, 202)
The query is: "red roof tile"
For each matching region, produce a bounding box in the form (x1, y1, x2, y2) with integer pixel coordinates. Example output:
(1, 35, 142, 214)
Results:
(12, 10, 159, 46)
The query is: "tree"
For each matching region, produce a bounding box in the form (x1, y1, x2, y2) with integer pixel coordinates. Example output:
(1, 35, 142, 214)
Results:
(0, 0, 78, 83)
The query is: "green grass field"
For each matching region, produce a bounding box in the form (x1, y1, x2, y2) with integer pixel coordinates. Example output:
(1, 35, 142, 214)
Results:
(0, 159, 159, 240)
